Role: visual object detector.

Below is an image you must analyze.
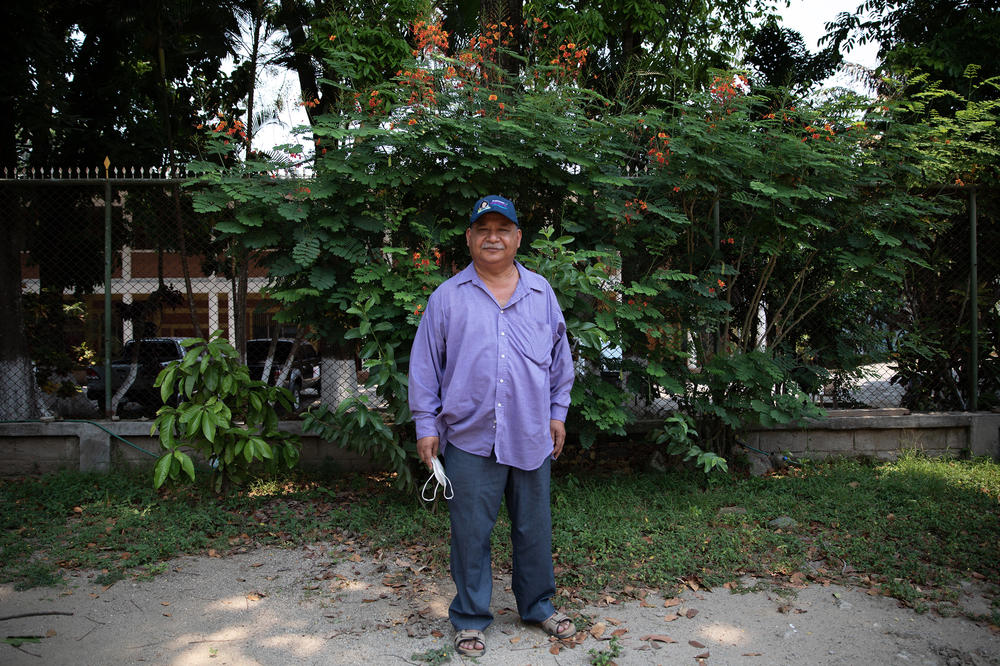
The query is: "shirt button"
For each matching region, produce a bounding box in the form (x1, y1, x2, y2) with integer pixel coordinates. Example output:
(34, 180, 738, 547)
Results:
(499, 379, 504, 383)
(500, 331, 505, 336)
(499, 309, 504, 314)
(501, 354, 506, 358)
(497, 402, 502, 407)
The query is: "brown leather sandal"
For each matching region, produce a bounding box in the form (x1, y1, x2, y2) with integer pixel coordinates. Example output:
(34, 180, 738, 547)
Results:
(541, 611, 576, 638)
(454, 628, 486, 656)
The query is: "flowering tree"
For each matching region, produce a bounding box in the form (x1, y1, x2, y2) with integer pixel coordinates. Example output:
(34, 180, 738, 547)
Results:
(189, 14, 948, 483)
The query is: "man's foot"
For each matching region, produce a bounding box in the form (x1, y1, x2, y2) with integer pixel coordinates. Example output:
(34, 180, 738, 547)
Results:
(540, 611, 576, 638)
(454, 629, 486, 656)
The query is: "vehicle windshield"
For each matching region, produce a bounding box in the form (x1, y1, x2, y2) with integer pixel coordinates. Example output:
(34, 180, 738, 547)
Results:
(120, 340, 179, 363)
(246, 341, 291, 364)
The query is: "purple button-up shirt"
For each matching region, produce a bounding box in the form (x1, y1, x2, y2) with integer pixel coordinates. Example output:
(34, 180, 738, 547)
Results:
(408, 261, 574, 471)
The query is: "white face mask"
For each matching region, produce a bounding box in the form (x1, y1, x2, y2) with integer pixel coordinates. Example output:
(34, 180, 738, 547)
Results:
(421, 456, 454, 502)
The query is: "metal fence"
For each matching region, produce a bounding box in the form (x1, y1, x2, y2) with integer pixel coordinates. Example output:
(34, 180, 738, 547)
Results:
(0, 171, 995, 420)
(805, 187, 997, 411)
(0, 170, 364, 420)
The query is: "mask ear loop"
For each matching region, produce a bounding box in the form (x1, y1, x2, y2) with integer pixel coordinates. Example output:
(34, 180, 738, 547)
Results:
(421, 457, 454, 502)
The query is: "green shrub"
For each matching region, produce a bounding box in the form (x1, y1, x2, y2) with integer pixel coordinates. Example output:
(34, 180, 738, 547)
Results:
(151, 331, 300, 491)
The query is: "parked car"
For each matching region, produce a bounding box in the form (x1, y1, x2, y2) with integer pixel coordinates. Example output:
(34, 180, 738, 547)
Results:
(86, 338, 186, 415)
(245, 339, 320, 410)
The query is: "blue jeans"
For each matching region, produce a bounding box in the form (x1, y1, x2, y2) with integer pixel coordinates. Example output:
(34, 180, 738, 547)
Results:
(443, 445, 556, 631)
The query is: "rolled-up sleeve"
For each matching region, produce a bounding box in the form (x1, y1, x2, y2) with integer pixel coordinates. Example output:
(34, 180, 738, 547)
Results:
(408, 292, 444, 440)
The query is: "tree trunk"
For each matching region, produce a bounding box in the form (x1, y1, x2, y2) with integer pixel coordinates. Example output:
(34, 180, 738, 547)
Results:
(279, 0, 319, 124)
(0, 202, 46, 419)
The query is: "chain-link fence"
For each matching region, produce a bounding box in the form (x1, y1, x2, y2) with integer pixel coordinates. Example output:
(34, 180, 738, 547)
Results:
(794, 187, 998, 410)
(0, 170, 365, 420)
(1, 172, 995, 420)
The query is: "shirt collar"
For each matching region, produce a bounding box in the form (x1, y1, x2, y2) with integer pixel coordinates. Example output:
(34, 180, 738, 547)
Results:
(457, 261, 545, 303)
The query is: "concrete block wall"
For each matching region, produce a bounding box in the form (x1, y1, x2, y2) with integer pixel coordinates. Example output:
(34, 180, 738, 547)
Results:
(2, 411, 998, 477)
(743, 410, 1000, 461)
(0, 420, 377, 476)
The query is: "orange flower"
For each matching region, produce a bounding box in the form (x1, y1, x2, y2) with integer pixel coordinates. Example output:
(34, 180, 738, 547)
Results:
(717, 279, 726, 288)
(673, 186, 680, 193)
(488, 94, 498, 101)
(408, 118, 417, 125)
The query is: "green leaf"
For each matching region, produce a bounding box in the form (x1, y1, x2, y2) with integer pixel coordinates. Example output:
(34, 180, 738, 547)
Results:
(201, 411, 217, 443)
(292, 237, 321, 267)
(153, 455, 172, 488)
(175, 451, 196, 481)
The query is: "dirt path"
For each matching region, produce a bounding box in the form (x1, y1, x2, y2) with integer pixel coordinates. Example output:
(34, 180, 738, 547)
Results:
(1, 543, 997, 665)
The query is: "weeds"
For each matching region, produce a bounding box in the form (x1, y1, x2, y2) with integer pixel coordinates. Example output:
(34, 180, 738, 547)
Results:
(0, 453, 997, 618)
(588, 635, 623, 665)
(410, 645, 452, 664)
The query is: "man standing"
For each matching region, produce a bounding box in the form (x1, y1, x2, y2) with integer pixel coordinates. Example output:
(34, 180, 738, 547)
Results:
(408, 195, 576, 657)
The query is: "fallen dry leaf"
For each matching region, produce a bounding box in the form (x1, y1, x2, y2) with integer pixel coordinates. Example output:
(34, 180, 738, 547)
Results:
(640, 634, 677, 644)
(742, 652, 763, 656)
(611, 628, 628, 638)
(549, 645, 561, 655)
(208, 549, 219, 558)
(431, 630, 443, 638)
(664, 597, 682, 608)
(696, 651, 710, 659)
(685, 608, 699, 619)
(664, 613, 678, 622)
(349, 553, 362, 563)
(46, 629, 56, 637)
(590, 622, 607, 639)
(848, 481, 860, 488)
(509, 636, 521, 644)
(689, 640, 706, 648)
(606, 617, 624, 626)
(161, 602, 170, 607)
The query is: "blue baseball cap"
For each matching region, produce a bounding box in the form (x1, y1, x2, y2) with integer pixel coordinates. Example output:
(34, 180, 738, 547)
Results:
(470, 195, 519, 226)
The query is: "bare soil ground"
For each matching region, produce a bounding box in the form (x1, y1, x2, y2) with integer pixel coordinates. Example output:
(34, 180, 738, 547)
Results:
(2, 543, 998, 665)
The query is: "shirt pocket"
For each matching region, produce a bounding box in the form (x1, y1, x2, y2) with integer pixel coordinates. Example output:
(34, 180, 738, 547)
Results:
(519, 323, 553, 366)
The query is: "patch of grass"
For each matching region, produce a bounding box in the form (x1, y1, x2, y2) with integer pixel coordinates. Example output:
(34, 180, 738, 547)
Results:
(1, 453, 997, 618)
(410, 645, 453, 665)
(588, 635, 623, 666)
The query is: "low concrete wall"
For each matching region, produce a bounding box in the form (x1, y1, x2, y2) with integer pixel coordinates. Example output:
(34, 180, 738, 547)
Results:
(742, 410, 1000, 462)
(0, 420, 375, 476)
(2, 411, 998, 476)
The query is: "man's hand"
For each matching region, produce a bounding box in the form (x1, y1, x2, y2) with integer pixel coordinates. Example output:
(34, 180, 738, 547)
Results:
(416, 436, 440, 470)
(550, 420, 566, 460)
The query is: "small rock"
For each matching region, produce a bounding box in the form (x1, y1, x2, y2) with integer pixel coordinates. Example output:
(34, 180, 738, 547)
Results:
(769, 516, 798, 529)
(718, 506, 748, 516)
(836, 599, 853, 610)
